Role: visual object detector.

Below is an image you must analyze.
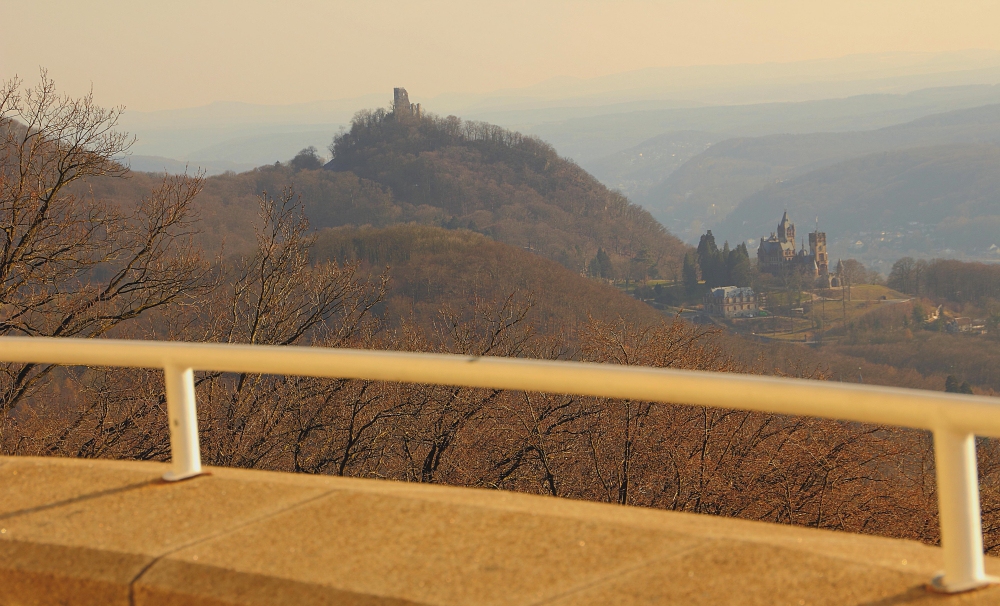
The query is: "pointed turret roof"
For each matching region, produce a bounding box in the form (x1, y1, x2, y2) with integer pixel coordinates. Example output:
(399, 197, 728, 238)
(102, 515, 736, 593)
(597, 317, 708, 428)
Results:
(777, 211, 793, 243)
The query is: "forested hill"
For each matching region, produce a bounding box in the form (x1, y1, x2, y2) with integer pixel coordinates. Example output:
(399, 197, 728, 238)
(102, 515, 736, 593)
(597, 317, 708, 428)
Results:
(311, 224, 664, 333)
(111, 106, 687, 278)
(322, 108, 688, 279)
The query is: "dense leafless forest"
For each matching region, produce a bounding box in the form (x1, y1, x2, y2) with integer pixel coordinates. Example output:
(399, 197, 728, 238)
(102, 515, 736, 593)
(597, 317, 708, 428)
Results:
(8, 74, 1000, 555)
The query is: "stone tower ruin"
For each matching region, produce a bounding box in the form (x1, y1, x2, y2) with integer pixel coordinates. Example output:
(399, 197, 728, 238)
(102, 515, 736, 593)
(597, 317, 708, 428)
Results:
(393, 87, 421, 120)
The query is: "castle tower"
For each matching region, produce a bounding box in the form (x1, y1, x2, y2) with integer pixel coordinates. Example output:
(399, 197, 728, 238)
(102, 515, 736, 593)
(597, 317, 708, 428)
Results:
(777, 211, 795, 244)
(393, 88, 410, 112)
(393, 87, 421, 121)
(809, 230, 829, 275)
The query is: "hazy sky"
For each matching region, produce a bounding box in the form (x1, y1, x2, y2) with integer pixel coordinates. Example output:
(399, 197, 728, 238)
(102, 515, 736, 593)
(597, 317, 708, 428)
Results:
(5, 0, 1000, 111)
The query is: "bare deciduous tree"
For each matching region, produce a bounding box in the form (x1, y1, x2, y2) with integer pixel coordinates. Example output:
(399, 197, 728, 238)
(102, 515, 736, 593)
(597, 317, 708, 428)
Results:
(0, 72, 209, 412)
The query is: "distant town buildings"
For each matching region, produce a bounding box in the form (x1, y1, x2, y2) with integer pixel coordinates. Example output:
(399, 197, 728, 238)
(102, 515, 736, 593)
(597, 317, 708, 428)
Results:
(756, 211, 829, 281)
(704, 286, 758, 318)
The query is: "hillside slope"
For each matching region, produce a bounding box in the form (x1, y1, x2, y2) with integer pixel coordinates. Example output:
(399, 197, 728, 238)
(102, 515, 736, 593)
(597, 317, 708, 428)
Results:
(717, 143, 1000, 259)
(646, 103, 1000, 242)
(584, 131, 724, 202)
(71, 167, 401, 257)
(121, 107, 690, 280)
(311, 224, 664, 334)
(324, 108, 688, 278)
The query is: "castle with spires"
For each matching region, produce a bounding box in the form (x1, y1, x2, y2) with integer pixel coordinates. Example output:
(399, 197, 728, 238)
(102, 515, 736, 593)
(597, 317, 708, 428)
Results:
(756, 212, 829, 281)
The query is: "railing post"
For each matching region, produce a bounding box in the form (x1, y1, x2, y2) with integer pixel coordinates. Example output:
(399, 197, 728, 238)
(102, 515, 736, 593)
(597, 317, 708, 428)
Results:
(162, 365, 202, 481)
(932, 426, 995, 592)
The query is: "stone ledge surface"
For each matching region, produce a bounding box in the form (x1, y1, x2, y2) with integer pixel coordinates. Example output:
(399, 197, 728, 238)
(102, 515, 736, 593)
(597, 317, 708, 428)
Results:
(1, 455, 999, 605)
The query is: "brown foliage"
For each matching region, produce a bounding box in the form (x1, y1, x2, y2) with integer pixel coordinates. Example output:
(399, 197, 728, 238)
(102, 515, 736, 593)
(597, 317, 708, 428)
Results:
(326, 108, 688, 277)
(6, 263, 949, 548)
(3, 199, 954, 547)
(0, 72, 209, 413)
(311, 223, 665, 336)
(891, 257, 1000, 303)
(4, 76, 999, 556)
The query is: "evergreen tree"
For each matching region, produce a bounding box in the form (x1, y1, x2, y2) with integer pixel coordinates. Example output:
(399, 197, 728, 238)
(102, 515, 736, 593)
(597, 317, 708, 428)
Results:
(736, 242, 749, 257)
(697, 231, 726, 287)
(696, 232, 754, 287)
(696, 231, 717, 265)
(682, 252, 699, 292)
(728, 242, 754, 287)
(719, 241, 732, 285)
(588, 248, 614, 279)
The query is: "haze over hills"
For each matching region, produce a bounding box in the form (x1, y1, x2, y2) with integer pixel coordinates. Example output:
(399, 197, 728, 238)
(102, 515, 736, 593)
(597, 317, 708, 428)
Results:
(542, 83, 1000, 166)
(117, 51, 1000, 174)
(116, 97, 383, 175)
(639, 104, 1000, 258)
(124, 155, 258, 176)
(121, 118, 346, 176)
(717, 143, 1000, 270)
(110, 52, 1000, 272)
(471, 50, 1000, 112)
(581, 131, 726, 203)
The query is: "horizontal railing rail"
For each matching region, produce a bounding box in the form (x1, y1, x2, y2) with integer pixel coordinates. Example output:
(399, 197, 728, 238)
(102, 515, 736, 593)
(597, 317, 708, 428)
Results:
(1, 336, 997, 592)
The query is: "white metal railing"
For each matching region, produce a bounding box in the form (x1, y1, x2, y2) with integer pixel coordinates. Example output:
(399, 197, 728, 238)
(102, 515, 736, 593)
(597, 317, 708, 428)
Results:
(2, 336, 998, 593)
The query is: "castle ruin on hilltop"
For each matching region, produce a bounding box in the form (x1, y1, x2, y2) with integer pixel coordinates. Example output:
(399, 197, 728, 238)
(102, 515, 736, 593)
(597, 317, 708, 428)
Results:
(393, 88, 421, 120)
(757, 211, 829, 283)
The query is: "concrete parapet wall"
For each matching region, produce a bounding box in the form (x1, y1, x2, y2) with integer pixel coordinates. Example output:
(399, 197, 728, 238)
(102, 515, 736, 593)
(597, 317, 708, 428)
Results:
(1, 456, 998, 605)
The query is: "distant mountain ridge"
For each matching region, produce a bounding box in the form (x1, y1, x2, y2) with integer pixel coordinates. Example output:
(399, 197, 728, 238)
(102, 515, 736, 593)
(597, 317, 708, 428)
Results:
(125, 155, 256, 176)
(641, 103, 1000, 253)
(534, 83, 1000, 165)
(121, 51, 1000, 171)
(718, 143, 1000, 264)
(584, 131, 725, 202)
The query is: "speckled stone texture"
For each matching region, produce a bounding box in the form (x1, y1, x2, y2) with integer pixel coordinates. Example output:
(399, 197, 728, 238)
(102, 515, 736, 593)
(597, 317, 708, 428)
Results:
(1, 456, 998, 605)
